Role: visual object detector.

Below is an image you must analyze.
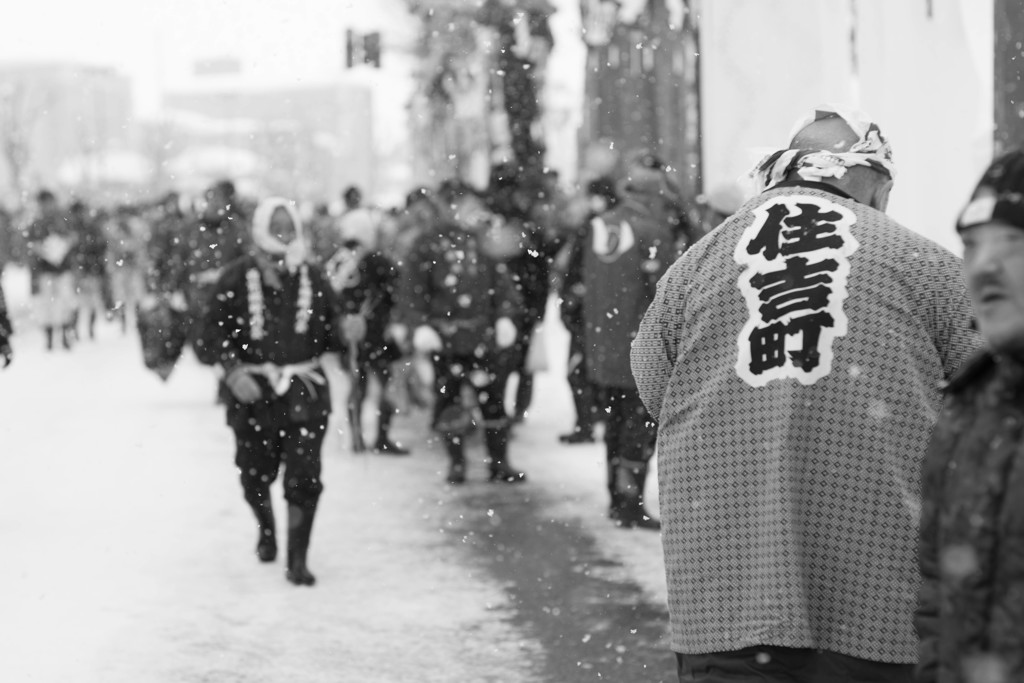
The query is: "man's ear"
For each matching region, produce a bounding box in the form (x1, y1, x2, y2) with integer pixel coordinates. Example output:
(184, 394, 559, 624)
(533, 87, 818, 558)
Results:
(871, 179, 894, 213)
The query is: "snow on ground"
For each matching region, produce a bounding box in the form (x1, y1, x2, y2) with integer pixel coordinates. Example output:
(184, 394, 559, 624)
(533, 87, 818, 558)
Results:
(0, 267, 666, 682)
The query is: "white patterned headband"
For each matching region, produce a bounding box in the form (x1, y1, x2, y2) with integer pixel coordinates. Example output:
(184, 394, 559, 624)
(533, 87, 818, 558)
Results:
(750, 106, 897, 193)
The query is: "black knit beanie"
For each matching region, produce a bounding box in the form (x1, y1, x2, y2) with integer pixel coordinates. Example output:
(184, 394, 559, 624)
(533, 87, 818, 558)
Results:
(957, 149, 1024, 232)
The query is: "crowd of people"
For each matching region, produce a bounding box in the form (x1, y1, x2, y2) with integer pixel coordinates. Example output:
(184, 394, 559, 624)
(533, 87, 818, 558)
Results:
(4, 103, 1022, 681)
(0, 150, 713, 585)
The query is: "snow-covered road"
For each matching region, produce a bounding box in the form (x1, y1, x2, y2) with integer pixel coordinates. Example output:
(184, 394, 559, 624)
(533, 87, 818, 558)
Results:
(0, 275, 672, 682)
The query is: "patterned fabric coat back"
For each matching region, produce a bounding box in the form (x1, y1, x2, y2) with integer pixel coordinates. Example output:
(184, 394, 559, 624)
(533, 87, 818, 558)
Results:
(631, 184, 981, 662)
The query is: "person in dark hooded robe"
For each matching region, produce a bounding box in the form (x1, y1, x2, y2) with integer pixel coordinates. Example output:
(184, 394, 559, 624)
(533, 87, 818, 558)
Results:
(205, 197, 342, 586)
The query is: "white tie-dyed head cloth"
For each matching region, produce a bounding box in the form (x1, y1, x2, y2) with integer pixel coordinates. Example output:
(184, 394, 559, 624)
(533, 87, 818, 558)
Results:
(750, 105, 896, 193)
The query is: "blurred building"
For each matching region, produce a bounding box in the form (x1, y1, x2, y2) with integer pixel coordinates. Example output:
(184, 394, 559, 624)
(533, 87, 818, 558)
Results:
(578, 0, 700, 206)
(405, 0, 561, 190)
(995, 0, 1024, 154)
(161, 83, 374, 202)
(698, 0, 994, 253)
(0, 63, 135, 204)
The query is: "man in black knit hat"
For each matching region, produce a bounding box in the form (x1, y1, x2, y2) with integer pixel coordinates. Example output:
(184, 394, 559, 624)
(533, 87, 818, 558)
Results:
(916, 148, 1024, 683)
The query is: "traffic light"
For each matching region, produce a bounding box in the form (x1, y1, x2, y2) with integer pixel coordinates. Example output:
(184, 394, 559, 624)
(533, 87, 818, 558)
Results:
(346, 30, 382, 69)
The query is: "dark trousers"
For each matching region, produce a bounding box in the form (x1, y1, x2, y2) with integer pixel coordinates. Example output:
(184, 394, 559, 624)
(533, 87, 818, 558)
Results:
(676, 647, 914, 683)
(233, 418, 327, 510)
(432, 353, 512, 466)
(509, 319, 538, 418)
(603, 385, 656, 505)
(354, 359, 398, 440)
(566, 330, 600, 433)
(432, 354, 510, 432)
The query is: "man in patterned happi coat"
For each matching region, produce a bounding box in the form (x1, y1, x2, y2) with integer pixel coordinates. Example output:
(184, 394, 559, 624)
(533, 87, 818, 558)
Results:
(206, 197, 342, 586)
(631, 106, 981, 682)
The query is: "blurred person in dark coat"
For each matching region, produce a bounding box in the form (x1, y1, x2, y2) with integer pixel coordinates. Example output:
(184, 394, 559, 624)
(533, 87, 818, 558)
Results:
(205, 197, 342, 586)
(25, 189, 77, 351)
(145, 192, 190, 300)
(557, 176, 618, 444)
(391, 187, 440, 268)
(326, 219, 408, 455)
(487, 166, 567, 425)
(69, 200, 107, 341)
(184, 179, 250, 364)
(396, 180, 525, 485)
(307, 202, 342, 266)
(581, 150, 681, 531)
(105, 206, 147, 335)
(916, 149, 1024, 683)
(0, 204, 16, 274)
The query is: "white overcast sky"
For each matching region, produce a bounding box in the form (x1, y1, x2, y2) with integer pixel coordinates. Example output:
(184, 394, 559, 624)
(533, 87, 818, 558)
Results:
(0, 0, 418, 116)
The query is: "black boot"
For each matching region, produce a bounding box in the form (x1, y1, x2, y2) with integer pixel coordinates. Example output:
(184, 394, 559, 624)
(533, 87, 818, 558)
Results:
(373, 401, 410, 455)
(559, 427, 596, 444)
(244, 490, 277, 562)
(61, 324, 73, 350)
(347, 400, 365, 453)
(564, 352, 598, 441)
(445, 437, 467, 484)
(285, 503, 317, 586)
(607, 457, 622, 521)
(486, 427, 526, 483)
(374, 437, 410, 455)
(88, 311, 97, 340)
(45, 326, 54, 351)
(513, 373, 533, 423)
(614, 461, 660, 530)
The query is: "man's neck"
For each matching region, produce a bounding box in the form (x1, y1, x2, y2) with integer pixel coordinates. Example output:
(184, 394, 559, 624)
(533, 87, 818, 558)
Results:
(773, 179, 857, 203)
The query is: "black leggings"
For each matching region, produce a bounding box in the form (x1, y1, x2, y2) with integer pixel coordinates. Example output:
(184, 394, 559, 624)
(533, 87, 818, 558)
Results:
(234, 418, 327, 509)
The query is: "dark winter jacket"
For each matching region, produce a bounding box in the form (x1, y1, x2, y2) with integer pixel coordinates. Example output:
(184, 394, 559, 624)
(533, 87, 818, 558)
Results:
(916, 349, 1024, 683)
(581, 192, 677, 389)
(206, 254, 342, 430)
(184, 212, 250, 280)
(26, 214, 76, 274)
(71, 213, 108, 278)
(493, 217, 561, 328)
(333, 246, 402, 367)
(146, 213, 189, 295)
(183, 213, 251, 364)
(398, 222, 522, 357)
